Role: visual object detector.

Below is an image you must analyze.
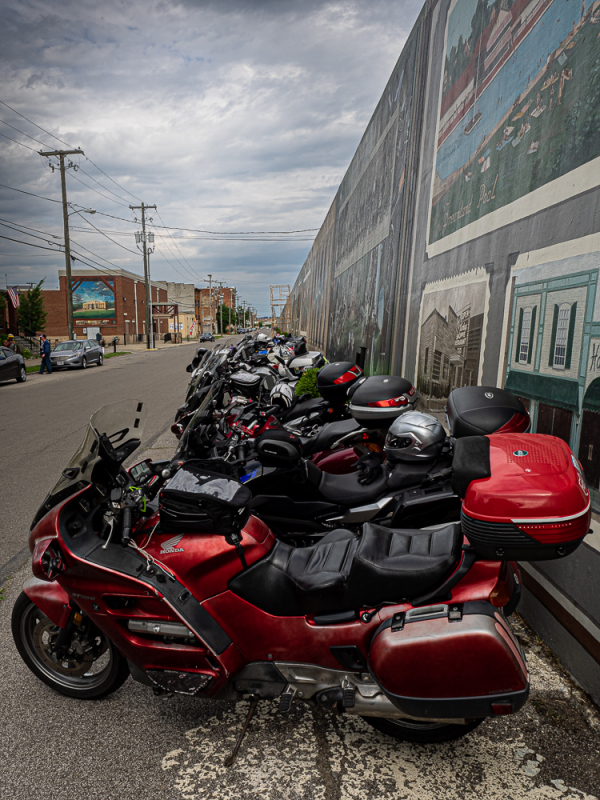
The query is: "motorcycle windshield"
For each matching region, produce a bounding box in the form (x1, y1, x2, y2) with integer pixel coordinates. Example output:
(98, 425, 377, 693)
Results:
(176, 380, 223, 459)
(31, 399, 147, 529)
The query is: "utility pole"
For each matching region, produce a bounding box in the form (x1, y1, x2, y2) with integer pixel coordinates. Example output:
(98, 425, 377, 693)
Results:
(207, 274, 213, 335)
(242, 300, 247, 330)
(130, 203, 157, 349)
(40, 148, 84, 340)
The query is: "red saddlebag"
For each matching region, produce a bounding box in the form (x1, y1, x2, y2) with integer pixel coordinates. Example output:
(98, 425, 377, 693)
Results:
(455, 434, 591, 561)
(368, 601, 528, 719)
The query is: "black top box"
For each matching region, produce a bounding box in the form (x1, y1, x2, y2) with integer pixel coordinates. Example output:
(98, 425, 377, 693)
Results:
(316, 362, 363, 405)
(446, 386, 529, 438)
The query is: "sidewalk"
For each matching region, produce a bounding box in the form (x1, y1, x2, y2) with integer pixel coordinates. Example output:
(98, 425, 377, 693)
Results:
(23, 338, 199, 368)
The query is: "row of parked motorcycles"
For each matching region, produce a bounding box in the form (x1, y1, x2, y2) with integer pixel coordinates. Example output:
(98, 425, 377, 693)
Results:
(12, 332, 592, 760)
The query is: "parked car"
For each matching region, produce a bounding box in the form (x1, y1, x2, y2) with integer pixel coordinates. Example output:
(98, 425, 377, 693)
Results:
(50, 339, 104, 370)
(0, 346, 26, 383)
(199, 332, 214, 342)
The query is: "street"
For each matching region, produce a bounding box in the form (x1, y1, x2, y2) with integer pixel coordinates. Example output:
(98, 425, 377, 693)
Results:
(0, 343, 599, 799)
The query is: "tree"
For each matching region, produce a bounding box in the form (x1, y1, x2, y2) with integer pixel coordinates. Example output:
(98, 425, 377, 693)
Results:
(17, 279, 47, 333)
(216, 303, 237, 333)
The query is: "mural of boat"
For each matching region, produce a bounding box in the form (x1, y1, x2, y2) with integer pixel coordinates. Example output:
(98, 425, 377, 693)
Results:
(464, 110, 482, 135)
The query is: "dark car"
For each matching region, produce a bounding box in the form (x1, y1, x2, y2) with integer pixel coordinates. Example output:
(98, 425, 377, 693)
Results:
(50, 339, 104, 370)
(199, 332, 214, 342)
(0, 346, 26, 384)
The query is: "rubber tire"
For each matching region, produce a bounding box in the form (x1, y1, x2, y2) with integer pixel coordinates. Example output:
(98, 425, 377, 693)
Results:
(16, 365, 27, 383)
(81, 357, 88, 369)
(361, 715, 484, 744)
(11, 592, 129, 700)
(98, 354, 103, 366)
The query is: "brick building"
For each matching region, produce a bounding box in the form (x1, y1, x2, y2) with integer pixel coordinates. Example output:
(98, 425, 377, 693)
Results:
(195, 286, 236, 333)
(42, 267, 169, 343)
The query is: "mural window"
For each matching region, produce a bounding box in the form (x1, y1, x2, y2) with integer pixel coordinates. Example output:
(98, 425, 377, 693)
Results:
(553, 304, 571, 368)
(519, 307, 532, 363)
(514, 304, 537, 366)
(432, 350, 442, 381)
(423, 347, 429, 374)
(442, 354, 450, 380)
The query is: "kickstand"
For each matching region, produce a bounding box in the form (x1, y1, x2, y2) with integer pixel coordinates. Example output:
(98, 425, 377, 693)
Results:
(224, 696, 259, 767)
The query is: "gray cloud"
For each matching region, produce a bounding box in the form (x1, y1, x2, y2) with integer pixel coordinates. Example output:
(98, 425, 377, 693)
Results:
(0, 0, 422, 313)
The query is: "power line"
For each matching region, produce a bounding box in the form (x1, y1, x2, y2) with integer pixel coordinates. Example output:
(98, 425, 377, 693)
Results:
(0, 99, 76, 149)
(85, 157, 143, 203)
(0, 118, 52, 149)
(0, 220, 61, 245)
(0, 131, 39, 152)
(0, 182, 61, 203)
(77, 165, 135, 206)
(0, 217, 61, 239)
(0, 233, 62, 251)
(155, 209, 200, 277)
(67, 170, 131, 208)
(76, 213, 139, 255)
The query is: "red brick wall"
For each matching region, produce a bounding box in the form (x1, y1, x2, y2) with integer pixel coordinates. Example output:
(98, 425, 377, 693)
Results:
(42, 275, 170, 341)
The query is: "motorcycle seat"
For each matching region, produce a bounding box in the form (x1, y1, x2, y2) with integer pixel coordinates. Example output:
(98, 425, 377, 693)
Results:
(301, 418, 361, 457)
(317, 466, 388, 505)
(228, 522, 462, 616)
(280, 397, 327, 424)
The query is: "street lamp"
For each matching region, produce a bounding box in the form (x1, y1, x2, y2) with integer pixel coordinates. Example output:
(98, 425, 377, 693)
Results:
(65, 207, 96, 339)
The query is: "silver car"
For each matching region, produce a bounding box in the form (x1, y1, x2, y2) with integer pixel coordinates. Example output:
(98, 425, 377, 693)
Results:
(50, 339, 104, 370)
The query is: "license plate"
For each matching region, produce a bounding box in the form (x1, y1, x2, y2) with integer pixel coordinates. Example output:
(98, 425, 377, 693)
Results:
(58, 361, 65, 366)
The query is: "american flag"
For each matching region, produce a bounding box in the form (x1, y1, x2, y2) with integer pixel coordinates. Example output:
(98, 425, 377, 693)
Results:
(7, 287, 19, 308)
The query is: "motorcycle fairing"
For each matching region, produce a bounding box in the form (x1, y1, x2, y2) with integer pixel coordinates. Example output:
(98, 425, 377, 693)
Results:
(23, 576, 71, 628)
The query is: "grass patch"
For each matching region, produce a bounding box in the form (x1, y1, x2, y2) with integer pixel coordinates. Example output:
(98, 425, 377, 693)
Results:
(104, 351, 131, 358)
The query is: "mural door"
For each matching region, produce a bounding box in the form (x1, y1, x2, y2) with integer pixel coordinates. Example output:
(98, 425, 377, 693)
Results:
(578, 410, 600, 490)
(536, 403, 572, 445)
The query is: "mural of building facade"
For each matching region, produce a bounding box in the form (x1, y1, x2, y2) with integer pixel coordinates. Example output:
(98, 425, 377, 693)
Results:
(72, 278, 116, 325)
(502, 235, 600, 499)
(288, 0, 600, 699)
(417, 267, 489, 407)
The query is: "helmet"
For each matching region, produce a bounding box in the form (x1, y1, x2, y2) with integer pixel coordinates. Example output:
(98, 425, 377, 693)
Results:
(384, 411, 445, 463)
(256, 333, 269, 342)
(7, 334, 14, 339)
(270, 381, 295, 409)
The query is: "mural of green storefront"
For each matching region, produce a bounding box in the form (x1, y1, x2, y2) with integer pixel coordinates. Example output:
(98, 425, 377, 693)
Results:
(502, 236, 600, 503)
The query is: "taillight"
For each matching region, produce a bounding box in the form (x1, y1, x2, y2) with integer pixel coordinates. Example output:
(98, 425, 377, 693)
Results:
(333, 365, 363, 384)
(368, 395, 408, 408)
(495, 412, 530, 434)
(515, 514, 590, 544)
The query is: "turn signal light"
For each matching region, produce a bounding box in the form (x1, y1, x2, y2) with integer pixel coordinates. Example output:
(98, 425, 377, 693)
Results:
(32, 538, 66, 582)
(368, 395, 408, 408)
(489, 579, 511, 608)
(333, 365, 363, 384)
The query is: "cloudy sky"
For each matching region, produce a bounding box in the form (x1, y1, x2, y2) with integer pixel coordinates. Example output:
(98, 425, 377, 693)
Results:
(0, 0, 421, 314)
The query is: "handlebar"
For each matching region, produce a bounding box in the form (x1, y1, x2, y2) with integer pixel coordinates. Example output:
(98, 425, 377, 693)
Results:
(121, 505, 133, 547)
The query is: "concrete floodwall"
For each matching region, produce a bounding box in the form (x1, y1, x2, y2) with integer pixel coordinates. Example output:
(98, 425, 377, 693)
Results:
(290, 0, 600, 701)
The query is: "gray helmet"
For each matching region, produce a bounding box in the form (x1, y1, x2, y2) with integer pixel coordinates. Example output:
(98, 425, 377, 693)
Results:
(384, 411, 446, 463)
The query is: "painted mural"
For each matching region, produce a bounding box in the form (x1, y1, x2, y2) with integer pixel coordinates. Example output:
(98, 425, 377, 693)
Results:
(72, 278, 116, 324)
(325, 27, 421, 372)
(416, 268, 490, 407)
(502, 236, 600, 493)
(429, 0, 600, 246)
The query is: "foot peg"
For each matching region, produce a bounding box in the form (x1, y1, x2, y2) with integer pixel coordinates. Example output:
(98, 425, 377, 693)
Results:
(278, 685, 295, 712)
(342, 687, 355, 708)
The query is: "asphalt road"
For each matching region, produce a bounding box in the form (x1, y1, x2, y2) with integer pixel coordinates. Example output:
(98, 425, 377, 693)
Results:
(0, 342, 200, 582)
(0, 340, 599, 799)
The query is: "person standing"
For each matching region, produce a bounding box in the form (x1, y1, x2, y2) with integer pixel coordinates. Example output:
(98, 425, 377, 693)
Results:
(39, 334, 52, 375)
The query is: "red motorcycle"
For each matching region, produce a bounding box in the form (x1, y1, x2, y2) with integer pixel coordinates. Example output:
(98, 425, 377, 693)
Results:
(12, 400, 591, 756)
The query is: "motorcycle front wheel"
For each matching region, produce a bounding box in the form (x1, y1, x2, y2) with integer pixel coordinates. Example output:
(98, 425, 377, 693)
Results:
(11, 592, 129, 699)
(361, 715, 483, 743)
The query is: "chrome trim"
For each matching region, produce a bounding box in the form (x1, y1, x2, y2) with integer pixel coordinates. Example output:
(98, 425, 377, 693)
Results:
(510, 499, 590, 525)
